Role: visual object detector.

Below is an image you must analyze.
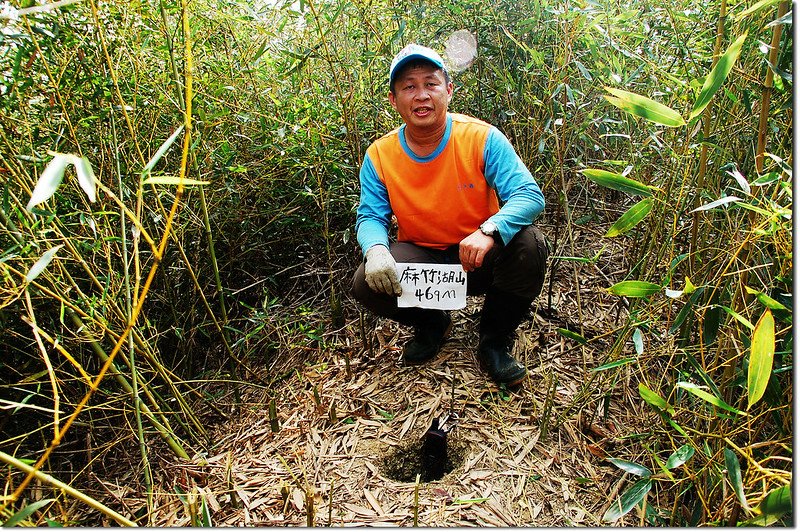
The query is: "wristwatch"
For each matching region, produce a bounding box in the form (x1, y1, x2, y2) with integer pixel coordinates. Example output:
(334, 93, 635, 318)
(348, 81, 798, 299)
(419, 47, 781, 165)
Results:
(479, 220, 497, 237)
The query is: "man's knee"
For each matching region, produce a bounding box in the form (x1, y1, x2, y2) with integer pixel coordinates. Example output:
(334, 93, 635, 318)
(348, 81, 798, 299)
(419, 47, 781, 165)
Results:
(494, 225, 549, 298)
(516, 225, 549, 272)
(351, 259, 400, 319)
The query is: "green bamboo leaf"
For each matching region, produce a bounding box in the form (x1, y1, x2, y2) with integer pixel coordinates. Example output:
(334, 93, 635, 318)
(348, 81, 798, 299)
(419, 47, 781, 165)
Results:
(734, 0, 781, 21)
(142, 125, 185, 174)
(638, 383, 675, 415)
(757, 485, 791, 518)
(668, 286, 707, 334)
(733, 201, 774, 218)
(591, 357, 636, 372)
(556, 327, 587, 344)
(608, 280, 661, 298)
(142, 175, 210, 186)
(751, 171, 781, 186)
(767, 10, 792, 28)
(605, 198, 654, 237)
(724, 448, 751, 511)
(606, 458, 652, 477)
(689, 34, 748, 120)
(604, 87, 686, 127)
(201, 496, 212, 527)
(2, 499, 55, 527)
(602, 478, 653, 522)
(174, 484, 188, 503)
(25, 244, 65, 283)
(744, 287, 791, 312)
(747, 309, 775, 409)
(740, 485, 792, 526)
(665, 444, 695, 469)
(666, 418, 688, 438)
(727, 167, 751, 196)
(377, 408, 395, 420)
(580, 168, 654, 197)
(683, 276, 697, 294)
(452, 497, 489, 505)
(669, 300, 693, 334)
(676, 382, 747, 416)
(717, 305, 755, 330)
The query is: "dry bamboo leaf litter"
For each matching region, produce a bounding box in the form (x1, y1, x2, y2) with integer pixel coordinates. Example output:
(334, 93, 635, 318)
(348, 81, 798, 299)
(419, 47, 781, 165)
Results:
(132, 234, 658, 526)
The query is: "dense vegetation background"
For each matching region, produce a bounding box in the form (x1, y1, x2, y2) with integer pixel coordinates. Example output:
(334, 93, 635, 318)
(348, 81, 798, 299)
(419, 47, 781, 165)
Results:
(0, 0, 792, 526)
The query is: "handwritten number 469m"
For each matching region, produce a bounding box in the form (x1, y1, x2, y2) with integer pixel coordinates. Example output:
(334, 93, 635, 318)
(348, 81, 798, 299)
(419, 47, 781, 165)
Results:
(414, 287, 457, 303)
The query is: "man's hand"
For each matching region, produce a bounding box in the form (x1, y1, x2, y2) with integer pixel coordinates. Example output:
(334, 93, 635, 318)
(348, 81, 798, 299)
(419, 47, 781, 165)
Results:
(459, 230, 495, 272)
(365, 245, 402, 296)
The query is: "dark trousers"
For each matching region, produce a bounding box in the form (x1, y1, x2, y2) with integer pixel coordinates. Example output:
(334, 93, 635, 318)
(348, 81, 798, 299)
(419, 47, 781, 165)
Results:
(351, 225, 549, 320)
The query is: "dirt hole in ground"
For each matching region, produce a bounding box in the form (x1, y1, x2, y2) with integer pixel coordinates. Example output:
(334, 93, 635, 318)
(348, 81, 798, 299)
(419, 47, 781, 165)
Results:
(379, 432, 469, 483)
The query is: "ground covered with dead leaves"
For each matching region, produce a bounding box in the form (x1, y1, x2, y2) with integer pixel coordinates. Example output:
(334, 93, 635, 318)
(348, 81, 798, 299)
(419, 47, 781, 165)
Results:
(137, 215, 657, 527)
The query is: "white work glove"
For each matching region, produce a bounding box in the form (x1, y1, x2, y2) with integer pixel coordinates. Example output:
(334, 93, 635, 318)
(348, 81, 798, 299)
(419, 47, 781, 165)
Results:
(364, 245, 402, 296)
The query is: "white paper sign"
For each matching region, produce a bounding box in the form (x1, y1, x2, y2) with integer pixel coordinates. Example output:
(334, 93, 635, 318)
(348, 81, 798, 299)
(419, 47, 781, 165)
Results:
(396, 263, 467, 310)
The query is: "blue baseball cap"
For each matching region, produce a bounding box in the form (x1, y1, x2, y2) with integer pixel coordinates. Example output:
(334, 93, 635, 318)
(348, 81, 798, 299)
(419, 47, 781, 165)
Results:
(389, 44, 446, 87)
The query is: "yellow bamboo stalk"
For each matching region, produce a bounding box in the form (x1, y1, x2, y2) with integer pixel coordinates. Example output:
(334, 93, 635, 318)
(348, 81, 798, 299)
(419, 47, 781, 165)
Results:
(20, 316, 93, 385)
(23, 301, 60, 440)
(755, 1, 789, 173)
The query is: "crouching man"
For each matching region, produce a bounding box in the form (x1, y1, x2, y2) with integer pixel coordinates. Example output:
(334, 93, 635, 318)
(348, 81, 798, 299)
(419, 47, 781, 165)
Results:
(351, 44, 548, 386)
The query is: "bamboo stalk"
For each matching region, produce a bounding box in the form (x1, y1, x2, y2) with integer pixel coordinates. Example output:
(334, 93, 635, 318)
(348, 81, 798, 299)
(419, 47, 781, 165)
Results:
(269, 398, 280, 433)
(755, 1, 789, 173)
(113, 108, 154, 524)
(198, 184, 241, 404)
(358, 309, 373, 359)
(305, 486, 315, 527)
(551, 22, 587, 368)
(306, 0, 358, 331)
(160, 0, 241, 406)
(15, 256, 222, 429)
(413, 474, 421, 527)
(23, 290, 61, 440)
(326, 479, 334, 526)
(539, 374, 557, 439)
(689, 0, 727, 272)
(720, 3, 790, 396)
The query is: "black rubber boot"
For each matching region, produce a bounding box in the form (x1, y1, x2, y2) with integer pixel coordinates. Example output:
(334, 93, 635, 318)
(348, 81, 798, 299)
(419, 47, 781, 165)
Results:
(477, 289, 532, 386)
(395, 309, 452, 365)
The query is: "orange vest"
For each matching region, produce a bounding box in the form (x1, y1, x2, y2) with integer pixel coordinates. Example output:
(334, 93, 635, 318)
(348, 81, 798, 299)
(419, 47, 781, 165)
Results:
(365, 114, 500, 249)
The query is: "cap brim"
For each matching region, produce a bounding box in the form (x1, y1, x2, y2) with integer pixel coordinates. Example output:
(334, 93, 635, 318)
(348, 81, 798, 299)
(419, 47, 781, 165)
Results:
(390, 54, 445, 84)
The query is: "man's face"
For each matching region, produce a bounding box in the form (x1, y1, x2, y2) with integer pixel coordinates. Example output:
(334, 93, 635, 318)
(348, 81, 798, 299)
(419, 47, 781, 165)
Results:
(388, 63, 453, 131)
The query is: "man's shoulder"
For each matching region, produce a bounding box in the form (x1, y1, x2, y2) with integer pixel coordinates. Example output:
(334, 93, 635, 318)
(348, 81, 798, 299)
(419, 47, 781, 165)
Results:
(365, 127, 405, 164)
(449, 113, 494, 147)
(450, 113, 493, 130)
